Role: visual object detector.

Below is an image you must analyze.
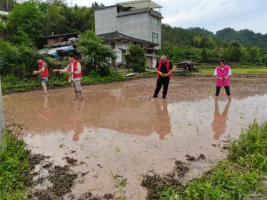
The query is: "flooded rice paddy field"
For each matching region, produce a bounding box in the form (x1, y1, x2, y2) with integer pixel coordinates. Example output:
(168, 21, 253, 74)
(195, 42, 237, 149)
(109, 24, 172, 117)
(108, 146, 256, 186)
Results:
(3, 75, 267, 199)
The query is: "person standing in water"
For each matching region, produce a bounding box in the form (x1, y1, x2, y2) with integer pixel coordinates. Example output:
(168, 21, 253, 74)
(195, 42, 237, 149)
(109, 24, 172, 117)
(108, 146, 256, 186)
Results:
(33, 57, 49, 95)
(153, 55, 173, 99)
(53, 53, 84, 100)
(214, 59, 232, 101)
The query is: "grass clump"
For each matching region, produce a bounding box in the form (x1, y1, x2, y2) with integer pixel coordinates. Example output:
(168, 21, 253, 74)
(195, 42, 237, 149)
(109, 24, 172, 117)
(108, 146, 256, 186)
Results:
(0, 131, 33, 199)
(142, 121, 267, 200)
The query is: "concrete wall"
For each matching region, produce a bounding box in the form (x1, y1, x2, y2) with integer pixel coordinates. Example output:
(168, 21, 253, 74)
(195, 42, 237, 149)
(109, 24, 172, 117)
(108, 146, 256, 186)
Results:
(148, 14, 162, 50)
(95, 6, 162, 49)
(95, 6, 117, 35)
(117, 13, 149, 42)
(103, 41, 133, 63)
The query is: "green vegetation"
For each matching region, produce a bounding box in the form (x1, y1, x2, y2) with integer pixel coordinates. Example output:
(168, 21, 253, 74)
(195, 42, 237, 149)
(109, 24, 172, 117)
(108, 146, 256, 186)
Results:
(159, 24, 267, 64)
(189, 27, 267, 50)
(1, 0, 100, 46)
(142, 121, 267, 199)
(7, 1, 43, 45)
(0, 131, 33, 199)
(125, 45, 147, 73)
(76, 30, 117, 76)
(201, 69, 267, 74)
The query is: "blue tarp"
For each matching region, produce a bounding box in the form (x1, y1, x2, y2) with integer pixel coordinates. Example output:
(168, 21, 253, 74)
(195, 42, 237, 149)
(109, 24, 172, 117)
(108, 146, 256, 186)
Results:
(39, 46, 74, 58)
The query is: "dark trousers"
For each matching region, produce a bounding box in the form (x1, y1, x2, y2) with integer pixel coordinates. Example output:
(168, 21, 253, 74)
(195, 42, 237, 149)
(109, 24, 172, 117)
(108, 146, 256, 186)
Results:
(154, 77, 170, 97)
(215, 86, 231, 96)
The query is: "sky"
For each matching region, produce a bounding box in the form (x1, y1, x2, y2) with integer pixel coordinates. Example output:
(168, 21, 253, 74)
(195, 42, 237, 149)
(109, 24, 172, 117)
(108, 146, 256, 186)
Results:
(72, 0, 267, 34)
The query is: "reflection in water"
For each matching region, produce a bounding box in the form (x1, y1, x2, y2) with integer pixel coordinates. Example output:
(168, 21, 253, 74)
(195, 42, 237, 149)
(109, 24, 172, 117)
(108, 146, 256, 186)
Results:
(72, 100, 85, 141)
(211, 100, 231, 140)
(154, 100, 171, 140)
(38, 96, 52, 121)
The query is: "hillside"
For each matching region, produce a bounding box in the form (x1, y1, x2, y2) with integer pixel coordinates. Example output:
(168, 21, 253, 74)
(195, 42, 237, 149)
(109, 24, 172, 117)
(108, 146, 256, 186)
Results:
(160, 24, 266, 64)
(189, 27, 267, 49)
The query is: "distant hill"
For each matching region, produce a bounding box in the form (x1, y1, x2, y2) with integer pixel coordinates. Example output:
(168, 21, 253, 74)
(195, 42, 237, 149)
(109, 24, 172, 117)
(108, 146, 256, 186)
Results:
(188, 27, 267, 49)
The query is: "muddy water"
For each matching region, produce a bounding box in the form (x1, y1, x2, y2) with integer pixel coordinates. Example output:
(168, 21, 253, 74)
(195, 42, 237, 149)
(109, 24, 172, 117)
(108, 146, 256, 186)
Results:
(3, 76, 267, 199)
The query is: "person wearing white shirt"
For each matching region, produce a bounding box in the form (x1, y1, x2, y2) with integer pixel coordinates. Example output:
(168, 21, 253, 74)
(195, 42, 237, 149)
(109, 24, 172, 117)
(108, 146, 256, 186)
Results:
(214, 59, 232, 101)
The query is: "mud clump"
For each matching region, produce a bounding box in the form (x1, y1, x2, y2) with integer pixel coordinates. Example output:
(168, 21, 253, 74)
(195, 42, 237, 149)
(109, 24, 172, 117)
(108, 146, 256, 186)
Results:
(185, 154, 197, 161)
(141, 171, 184, 200)
(28, 154, 46, 169)
(78, 192, 93, 199)
(43, 162, 53, 169)
(49, 165, 78, 197)
(64, 156, 78, 165)
(185, 154, 206, 161)
(103, 194, 115, 199)
(174, 160, 190, 177)
(198, 154, 206, 160)
(32, 190, 55, 200)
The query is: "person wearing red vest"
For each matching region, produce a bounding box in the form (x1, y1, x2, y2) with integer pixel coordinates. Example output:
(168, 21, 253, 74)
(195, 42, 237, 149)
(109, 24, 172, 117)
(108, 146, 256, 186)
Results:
(214, 59, 232, 101)
(33, 57, 49, 95)
(53, 53, 84, 100)
(153, 55, 173, 99)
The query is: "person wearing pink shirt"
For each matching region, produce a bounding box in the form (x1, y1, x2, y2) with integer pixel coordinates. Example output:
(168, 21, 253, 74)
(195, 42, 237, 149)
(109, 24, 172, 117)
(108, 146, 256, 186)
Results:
(214, 59, 232, 101)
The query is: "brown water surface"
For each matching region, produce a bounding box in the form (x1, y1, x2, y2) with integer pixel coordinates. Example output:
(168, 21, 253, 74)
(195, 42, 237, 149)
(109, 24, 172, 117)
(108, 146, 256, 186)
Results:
(3, 76, 267, 199)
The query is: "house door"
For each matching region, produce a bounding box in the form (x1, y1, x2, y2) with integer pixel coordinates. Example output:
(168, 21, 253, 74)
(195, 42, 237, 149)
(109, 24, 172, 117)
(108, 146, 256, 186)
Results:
(122, 50, 126, 62)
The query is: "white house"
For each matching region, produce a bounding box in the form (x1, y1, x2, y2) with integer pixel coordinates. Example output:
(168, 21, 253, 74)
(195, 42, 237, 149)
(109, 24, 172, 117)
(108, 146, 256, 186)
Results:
(94, 0, 163, 68)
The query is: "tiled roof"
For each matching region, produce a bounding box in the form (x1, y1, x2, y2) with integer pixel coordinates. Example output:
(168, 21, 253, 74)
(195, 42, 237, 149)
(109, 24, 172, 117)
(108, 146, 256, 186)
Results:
(99, 31, 158, 47)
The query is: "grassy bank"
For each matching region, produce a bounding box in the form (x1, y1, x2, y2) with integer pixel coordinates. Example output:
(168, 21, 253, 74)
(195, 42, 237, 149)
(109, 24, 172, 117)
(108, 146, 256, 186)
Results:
(1, 71, 190, 95)
(201, 69, 267, 74)
(142, 121, 267, 199)
(199, 64, 266, 69)
(0, 131, 33, 199)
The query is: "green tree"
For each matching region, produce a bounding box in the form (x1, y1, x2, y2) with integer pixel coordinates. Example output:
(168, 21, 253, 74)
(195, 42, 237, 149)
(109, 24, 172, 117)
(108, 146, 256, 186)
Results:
(0, 21, 5, 32)
(76, 30, 116, 75)
(7, 1, 43, 45)
(46, 1, 66, 35)
(125, 45, 147, 73)
(201, 48, 209, 62)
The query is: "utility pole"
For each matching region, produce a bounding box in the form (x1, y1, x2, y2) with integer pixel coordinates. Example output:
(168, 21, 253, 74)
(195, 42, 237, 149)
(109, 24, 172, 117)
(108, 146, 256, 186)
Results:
(0, 76, 5, 151)
(264, 55, 266, 68)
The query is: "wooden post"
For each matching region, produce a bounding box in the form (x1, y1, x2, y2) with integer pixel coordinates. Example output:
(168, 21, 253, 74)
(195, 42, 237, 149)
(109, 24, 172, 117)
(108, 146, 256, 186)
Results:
(0, 76, 5, 150)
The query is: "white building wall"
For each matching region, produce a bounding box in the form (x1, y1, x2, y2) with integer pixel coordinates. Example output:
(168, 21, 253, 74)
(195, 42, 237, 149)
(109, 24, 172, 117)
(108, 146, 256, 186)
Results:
(103, 41, 133, 62)
(95, 6, 117, 35)
(117, 13, 149, 42)
(95, 6, 162, 49)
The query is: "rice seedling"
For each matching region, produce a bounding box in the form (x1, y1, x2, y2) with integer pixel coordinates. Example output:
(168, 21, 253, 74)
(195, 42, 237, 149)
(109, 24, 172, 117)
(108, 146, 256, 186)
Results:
(108, 170, 116, 182)
(109, 134, 116, 148)
(88, 186, 103, 191)
(115, 146, 120, 152)
(59, 144, 64, 148)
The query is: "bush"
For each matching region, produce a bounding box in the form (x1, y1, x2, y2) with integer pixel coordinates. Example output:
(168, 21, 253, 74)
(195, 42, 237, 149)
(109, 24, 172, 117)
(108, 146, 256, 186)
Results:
(125, 45, 147, 73)
(0, 39, 40, 77)
(76, 30, 117, 75)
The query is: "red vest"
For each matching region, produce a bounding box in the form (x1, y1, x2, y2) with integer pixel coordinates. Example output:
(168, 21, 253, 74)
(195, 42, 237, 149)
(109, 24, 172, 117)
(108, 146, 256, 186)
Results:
(216, 65, 230, 87)
(39, 61, 49, 78)
(157, 60, 172, 80)
(68, 60, 82, 79)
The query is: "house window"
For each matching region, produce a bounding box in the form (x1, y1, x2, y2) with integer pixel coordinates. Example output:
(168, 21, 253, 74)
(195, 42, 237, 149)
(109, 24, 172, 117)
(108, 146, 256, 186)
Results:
(111, 42, 115, 49)
(151, 33, 158, 44)
(152, 17, 159, 26)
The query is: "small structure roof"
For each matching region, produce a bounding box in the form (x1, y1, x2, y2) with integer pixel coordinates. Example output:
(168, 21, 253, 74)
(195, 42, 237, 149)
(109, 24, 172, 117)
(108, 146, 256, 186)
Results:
(99, 31, 158, 47)
(44, 32, 79, 39)
(117, 0, 162, 10)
